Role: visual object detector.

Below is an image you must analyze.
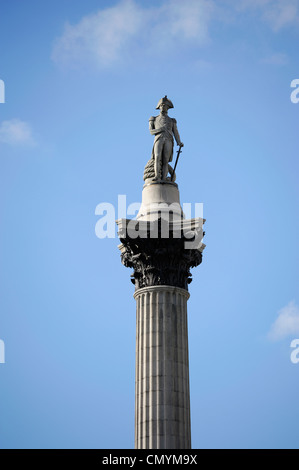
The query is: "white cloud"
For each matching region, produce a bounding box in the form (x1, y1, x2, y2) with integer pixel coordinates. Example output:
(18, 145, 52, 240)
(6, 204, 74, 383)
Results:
(52, 0, 213, 68)
(268, 301, 299, 341)
(160, 0, 213, 41)
(51, 0, 298, 69)
(0, 119, 36, 146)
(236, 0, 299, 31)
(52, 0, 144, 67)
(260, 52, 289, 65)
(263, 0, 298, 30)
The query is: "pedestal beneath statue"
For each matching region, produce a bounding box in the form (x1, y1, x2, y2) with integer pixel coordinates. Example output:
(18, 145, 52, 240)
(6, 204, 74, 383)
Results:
(137, 180, 183, 222)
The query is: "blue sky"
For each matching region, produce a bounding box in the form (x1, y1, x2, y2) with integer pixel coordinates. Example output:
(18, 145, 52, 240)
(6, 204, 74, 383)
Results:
(0, 0, 299, 449)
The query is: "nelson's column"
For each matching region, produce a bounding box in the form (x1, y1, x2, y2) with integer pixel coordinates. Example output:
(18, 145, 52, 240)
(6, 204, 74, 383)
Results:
(116, 96, 205, 449)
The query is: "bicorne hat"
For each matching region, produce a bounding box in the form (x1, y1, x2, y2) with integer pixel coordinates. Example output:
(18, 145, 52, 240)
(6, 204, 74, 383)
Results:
(156, 95, 174, 110)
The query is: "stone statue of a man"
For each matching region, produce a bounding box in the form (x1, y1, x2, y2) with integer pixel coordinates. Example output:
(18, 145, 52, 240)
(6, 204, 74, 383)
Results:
(149, 96, 184, 181)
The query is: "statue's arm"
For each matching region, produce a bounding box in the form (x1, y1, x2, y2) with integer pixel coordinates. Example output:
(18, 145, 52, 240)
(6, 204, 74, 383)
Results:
(149, 117, 164, 136)
(172, 119, 184, 146)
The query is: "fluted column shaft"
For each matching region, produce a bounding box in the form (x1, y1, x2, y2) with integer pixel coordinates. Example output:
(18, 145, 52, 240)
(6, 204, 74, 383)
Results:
(134, 285, 191, 449)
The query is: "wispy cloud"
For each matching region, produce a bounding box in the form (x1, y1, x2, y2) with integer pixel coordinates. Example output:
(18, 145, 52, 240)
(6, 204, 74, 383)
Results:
(52, 0, 144, 67)
(260, 52, 289, 65)
(0, 119, 36, 146)
(268, 301, 299, 341)
(262, 0, 298, 31)
(52, 0, 214, 68)
(51, 0, 298, 70)
(159, 0, 213, 41)
(236, 0, 299, 31)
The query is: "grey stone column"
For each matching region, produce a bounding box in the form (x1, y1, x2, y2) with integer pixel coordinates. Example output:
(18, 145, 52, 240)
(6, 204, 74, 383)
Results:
(116, 181, 205, 449)
(134, 286, 191, 449)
